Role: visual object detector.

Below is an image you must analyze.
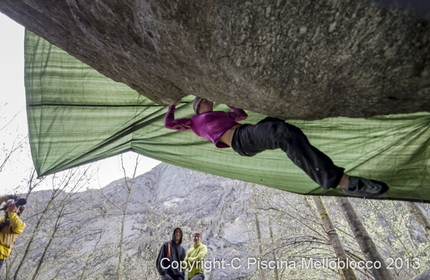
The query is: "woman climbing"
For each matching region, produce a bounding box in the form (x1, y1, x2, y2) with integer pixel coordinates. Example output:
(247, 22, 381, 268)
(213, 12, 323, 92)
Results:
(164, 97, 389, 197)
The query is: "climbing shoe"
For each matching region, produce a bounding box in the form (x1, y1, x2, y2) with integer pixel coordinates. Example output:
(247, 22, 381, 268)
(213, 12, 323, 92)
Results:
(342, 176, 389, 197)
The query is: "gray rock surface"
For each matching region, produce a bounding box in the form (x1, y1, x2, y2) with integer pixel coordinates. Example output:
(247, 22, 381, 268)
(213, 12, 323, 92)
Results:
(414, 269, 430, 280)
(22, 164, 265, 279)
(1, 0, 429, 120)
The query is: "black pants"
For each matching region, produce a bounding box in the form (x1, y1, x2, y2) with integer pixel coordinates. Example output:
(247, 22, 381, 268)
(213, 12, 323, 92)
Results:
(231, 117, 344, 190)
(161, 274, 184, 280)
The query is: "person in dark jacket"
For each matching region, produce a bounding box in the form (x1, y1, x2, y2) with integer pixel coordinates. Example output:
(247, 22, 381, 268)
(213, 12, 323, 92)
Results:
(156, 228, 186, 280)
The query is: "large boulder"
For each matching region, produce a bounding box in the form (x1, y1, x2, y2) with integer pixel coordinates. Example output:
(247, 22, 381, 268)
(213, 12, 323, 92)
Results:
(1, 0, 429, 119)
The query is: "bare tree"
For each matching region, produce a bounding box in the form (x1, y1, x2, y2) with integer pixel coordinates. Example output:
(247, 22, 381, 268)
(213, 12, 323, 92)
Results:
(405, 202, 430, 241)
(313, 196, 357, 280)
(31, 203, 66, 280)
(0, 107, 28, 183)
(0, 136, 23, 173)
(116, 154, 140, 280)
(78, 228, 106, 280)
(247, 186, 346, 279)
(337, 197, 395, 280)
(10, 166, 93, 280)
(251, 184, 266, 280)
(268, 215, 280, 280)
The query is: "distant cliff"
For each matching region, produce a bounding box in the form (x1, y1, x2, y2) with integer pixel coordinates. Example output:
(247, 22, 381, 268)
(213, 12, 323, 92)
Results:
(7, 163, 429, 279)
(14, 164, 274, 279)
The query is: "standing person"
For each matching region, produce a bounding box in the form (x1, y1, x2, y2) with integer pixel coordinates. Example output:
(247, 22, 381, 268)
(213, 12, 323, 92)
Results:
(164, 97, 389, 197)
(156, 227, 186, 280)
(185, 233, 207, 280)
(0, 195, 26, 272)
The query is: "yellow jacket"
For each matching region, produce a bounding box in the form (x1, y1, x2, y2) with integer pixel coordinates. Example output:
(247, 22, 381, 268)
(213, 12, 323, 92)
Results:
(0, 212, 26, 260)
(185, 242, 208, 279)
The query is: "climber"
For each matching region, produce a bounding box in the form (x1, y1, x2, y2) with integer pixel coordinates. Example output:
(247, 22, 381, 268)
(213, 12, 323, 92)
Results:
(164, 97, 389, 198)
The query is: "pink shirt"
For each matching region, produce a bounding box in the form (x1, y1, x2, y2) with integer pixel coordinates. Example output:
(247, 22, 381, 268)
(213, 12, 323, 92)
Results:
(164, 105, 248, 148)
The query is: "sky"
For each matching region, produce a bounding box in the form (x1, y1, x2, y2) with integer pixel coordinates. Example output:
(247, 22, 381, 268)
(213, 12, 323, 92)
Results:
(0, 13, 160, 194)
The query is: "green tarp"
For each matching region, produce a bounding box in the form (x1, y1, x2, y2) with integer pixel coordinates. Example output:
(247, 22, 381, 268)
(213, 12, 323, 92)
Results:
(25, 30, 430, 202)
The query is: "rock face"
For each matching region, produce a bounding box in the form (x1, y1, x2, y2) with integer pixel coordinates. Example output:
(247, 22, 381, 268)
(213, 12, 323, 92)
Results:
(413, 269, 430, 280)
(20, 164, 270, 279)
(12, 163, 430, 279)
(1, 0, 429, 120)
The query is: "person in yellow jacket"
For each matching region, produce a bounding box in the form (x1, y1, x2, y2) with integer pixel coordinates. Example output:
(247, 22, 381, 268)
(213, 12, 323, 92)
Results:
(185, 233, 207, 280)
(0, 195, 26, 272)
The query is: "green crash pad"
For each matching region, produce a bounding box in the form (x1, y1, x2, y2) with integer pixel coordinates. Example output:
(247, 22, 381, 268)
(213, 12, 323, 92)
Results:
(24, 30, 430, 202)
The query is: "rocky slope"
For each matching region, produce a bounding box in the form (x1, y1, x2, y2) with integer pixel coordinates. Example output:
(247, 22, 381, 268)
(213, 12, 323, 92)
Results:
(7, 163, 429, 279)
(16, 164, 282, 279)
